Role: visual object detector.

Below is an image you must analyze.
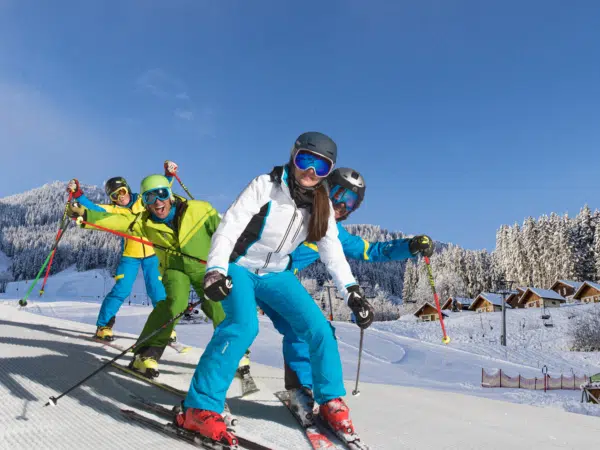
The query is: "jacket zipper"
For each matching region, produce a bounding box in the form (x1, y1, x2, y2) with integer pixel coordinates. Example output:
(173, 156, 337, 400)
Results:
(290, 216, 303, 244)
(275, 209, 297, 253)
(261, 208, 297, 270)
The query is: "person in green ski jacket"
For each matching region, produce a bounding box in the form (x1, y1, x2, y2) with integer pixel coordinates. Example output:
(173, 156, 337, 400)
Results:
(68, 173, 225, 377)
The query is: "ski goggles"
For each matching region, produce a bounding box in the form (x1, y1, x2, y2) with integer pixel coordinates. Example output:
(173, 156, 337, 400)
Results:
(142, 187, 171, 205)
(109, 187, 129, 201)
(329, 185, 359, 213)
(293, 149, 334, 178)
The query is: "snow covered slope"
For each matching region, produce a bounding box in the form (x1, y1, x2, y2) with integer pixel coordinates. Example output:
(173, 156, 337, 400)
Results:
(2, 300, 600, 448)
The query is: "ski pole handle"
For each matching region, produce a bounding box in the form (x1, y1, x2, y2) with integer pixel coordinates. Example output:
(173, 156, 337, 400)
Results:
(424, 256, 451, 344)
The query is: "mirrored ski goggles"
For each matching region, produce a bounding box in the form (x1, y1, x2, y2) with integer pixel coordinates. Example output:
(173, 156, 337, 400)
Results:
(293, 149, 334, 178)
(329, 185, 359, 212)
(142, 187, 171, 205)
(109, 187, 129, 201)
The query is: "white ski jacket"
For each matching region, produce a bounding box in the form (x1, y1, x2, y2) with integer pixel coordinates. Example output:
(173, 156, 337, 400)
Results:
(206, 166, 358, 299)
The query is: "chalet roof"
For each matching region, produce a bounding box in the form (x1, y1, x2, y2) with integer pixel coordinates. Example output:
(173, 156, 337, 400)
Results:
(414, 302, 448, 317)
(451, 297, 473, 305)
(557, 280, 585, 290)
(475, 293, 513, 308)
(527, 288, 566, 301)
(573, 281, 600, 299)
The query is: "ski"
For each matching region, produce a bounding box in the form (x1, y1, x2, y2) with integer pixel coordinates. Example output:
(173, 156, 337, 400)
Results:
(274, 390, 337, 449)
(126, 395, 271, 450)
(121, 409, 237, 450)
(169, 340, 192, 354)
(128, 393, 239, 430)
(80, 335, 132, 352)
(106, 359, 188, 397)
(316, 417, 371, 450)
(235, 366, 259, 397)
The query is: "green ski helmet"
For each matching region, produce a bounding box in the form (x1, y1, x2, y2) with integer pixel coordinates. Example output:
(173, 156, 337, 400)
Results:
(140, 174, 174, 205)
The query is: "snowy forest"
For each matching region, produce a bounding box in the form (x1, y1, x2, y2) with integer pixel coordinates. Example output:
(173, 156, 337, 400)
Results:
(0, 182, 121, 288)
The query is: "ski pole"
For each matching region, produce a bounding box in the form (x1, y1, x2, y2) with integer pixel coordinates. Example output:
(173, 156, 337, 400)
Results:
(174, 174, 194, 200)
(19, 219, 71, 307)
(424, 256, 451, 344)
(44, 298, 205, 407)
(74, 217, 207, 265)
(351, 328, 365, 396)
(40, 192, 73, 296)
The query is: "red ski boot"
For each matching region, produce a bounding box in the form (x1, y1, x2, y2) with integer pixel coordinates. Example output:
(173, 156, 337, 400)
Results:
(319, 397, 370, 448)
(319, 397, 355, 435)
(176, 408, 238, 448)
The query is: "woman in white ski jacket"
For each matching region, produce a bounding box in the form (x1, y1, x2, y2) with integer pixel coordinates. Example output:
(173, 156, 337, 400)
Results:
(176, 132, 374, 447)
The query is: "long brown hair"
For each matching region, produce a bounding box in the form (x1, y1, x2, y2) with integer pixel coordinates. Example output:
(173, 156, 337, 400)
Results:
(306, 184, 330, 242)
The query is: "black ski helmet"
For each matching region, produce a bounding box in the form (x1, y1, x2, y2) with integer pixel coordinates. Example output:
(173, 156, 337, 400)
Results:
(328, 167, 366, 212)
(290, 131, 338, 166)
(104, 176, 130, 199)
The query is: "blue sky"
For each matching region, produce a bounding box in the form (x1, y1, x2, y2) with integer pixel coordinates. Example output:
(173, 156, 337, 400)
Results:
(1, 1, 599, 250)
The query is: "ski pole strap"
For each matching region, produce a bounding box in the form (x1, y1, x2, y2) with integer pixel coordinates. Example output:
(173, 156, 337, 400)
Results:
(175, 174, 195, 200)
(74, 217, 207, 265)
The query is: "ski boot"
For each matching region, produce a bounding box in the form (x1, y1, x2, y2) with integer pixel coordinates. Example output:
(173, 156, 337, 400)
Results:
(288, 387, 316, 426)
(169, 330, 177, 344)
(176, 408, 238, 448)
(237, 350, 250, 373)
(129, 354, 159, 379)
(319, 397, 368, 448)
(94, 326, 114, 342)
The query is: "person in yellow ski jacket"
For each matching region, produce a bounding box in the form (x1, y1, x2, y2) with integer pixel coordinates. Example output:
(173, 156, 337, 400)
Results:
(66, 162, 179, 341)
(67, 173, 226, 377)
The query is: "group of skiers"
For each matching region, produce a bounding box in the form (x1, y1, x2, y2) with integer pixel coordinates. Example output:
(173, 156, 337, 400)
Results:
(65, 131, 434, 447)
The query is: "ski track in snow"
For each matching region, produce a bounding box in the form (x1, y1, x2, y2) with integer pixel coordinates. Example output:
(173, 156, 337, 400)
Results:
(2, 296, 600, 448)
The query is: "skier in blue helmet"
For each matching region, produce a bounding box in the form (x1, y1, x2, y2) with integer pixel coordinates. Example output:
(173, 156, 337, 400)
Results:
(273, 166, 435, 398)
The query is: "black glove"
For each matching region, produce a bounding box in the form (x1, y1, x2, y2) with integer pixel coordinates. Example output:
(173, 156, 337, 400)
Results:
(203, 271, 233, 302)
(409, 235, 434, 257)
(347, 285, 374, 329)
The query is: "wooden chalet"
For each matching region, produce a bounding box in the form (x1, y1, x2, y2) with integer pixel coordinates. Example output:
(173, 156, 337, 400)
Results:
(572, 281, 600, 304)
(441, 297, 473, 312)
(550, 280, 584, 301)
(414, 302, 448, 322)
(469, 293, 512, 313)
(518, 288, 566, 308)
(504, 289, 524, 309)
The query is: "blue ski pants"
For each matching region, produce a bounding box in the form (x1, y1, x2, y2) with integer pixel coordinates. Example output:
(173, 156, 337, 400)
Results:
(96, 255, 166, 327)
(184, 263, 346, 413)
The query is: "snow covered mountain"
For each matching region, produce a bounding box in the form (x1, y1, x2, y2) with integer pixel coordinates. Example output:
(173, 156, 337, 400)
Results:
(0, 181, 121, 282)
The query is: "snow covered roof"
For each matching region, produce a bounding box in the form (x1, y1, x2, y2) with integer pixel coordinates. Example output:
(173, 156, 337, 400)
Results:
(471, 293, 513, 308)
(527, 288, 566, 301)
(414, 302, 448, 317)
(573, 281, 600, 299)
(557, 280, 585, 290)
(442, 297, 473, 309)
